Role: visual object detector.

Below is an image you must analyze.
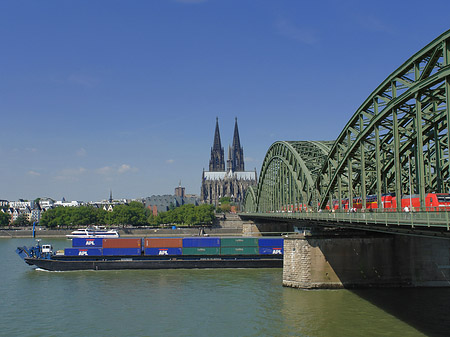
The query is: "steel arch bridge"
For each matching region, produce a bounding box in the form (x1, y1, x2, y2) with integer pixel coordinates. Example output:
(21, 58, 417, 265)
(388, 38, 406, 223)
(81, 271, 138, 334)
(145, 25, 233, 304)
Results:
(244, 29, 450, 220)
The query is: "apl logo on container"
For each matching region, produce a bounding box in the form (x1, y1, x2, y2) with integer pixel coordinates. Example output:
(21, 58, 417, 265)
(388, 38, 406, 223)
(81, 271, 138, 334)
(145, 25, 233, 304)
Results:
(78, 250, 88, 256)
(272, 248, 282, 255)
(85, 239, 95, 246)
(159, 249, 169, 255)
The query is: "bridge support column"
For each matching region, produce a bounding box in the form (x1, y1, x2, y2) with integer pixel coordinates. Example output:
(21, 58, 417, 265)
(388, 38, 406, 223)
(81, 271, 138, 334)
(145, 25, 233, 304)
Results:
(283, 233, 450, 289)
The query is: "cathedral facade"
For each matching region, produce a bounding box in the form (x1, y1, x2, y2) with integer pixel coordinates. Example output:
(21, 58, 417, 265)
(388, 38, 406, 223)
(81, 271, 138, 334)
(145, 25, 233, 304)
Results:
(201, 118, 257, 206)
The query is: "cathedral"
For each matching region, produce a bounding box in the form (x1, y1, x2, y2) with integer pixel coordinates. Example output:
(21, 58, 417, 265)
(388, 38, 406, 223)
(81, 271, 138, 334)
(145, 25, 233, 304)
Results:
(201, 118, 257, 206)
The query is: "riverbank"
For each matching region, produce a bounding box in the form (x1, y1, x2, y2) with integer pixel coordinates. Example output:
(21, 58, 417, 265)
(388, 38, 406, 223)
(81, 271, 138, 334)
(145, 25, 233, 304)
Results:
(0, 227, 243, 238)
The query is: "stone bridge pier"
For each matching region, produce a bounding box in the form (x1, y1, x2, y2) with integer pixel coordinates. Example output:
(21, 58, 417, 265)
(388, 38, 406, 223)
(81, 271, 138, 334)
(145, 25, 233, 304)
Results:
(283, 231, 450, 288)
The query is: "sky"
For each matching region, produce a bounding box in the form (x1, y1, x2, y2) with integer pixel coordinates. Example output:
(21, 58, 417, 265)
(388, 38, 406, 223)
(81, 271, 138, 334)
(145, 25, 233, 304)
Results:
(2, 0, 450, 202)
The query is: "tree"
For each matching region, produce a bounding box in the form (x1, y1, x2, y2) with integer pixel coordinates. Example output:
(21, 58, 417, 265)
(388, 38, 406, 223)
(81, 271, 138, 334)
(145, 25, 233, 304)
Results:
(110, 202, 148, 227)
(13, 214, 30, 227)
(0, 212, 11, 226)
(155, 204, 215, 226)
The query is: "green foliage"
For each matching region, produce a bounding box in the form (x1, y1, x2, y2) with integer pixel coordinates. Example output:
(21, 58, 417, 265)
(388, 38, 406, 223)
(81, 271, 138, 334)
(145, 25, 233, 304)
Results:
(219, 197, 231, 204)
(109, 202, 148, 226)
(155, 204, 215, 226)
(40, 206, 108, 228)
(40, 203, 149, 228)
(13, 214, 30, 227)
(37, 202, 212, 228)
(0, 212, 11, 226)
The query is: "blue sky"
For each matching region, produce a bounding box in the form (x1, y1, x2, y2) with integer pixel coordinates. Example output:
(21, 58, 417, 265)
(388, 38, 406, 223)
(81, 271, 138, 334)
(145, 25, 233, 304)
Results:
(1, 0, 450, 202)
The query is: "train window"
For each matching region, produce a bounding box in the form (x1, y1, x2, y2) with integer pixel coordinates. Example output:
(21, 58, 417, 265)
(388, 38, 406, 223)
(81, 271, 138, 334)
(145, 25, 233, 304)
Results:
(437, 195, 450, 202)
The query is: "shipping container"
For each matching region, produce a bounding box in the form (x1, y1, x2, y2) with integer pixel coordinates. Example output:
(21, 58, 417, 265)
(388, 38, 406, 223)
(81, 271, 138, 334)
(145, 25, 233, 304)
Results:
(259, 247, 283, 255)
(220, 247, 259, 255)
(182, 247, 220, 255)
(102, 248, 142, 256)
(145, 238, 183, 248)
(144, 248, 183, 256)
(103, 238, 142, 248)
(64, 248, 102, 256)
(182, 237, 221, 248)
(258, 238, 284, 247)
(72, 238, 103, 247)
(220, 238, 258, 247)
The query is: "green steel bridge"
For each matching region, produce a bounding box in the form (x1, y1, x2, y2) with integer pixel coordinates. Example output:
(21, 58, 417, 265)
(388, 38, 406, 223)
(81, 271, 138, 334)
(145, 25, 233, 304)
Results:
(242, 30, 450, 238)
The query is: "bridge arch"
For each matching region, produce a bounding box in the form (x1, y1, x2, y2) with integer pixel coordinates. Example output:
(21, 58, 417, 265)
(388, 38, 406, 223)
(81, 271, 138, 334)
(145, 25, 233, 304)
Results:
(249, 141, 332, 213)
(317, 29, 450, 211)
(248, 29, 450, 213)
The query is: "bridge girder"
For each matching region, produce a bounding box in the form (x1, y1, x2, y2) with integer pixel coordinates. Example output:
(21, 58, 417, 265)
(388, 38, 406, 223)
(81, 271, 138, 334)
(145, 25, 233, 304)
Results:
(244, 30, 450, 213)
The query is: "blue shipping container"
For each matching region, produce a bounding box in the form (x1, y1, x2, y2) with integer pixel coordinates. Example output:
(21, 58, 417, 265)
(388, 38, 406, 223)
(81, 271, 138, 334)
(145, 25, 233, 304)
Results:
(259, 247, 283, 255)
(72, 238, 103, 247)
(182, 237, 221, 248)
(102, 248, 142, 256)
(144, 248, 182, 256)
(64, 248, 102, 256)
(258, 238, 284, 247)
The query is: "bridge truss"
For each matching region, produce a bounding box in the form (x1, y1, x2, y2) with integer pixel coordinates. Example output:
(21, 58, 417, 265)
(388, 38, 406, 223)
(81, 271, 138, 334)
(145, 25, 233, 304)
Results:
(244, 30, 450, 214)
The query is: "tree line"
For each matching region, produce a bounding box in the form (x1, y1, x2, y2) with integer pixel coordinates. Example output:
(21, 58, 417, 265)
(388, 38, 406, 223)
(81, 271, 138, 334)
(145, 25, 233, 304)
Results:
(0, 202, 216, 228)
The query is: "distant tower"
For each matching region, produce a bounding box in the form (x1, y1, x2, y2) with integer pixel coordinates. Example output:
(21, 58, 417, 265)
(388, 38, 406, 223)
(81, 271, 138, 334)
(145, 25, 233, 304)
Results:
(209, 117, 225, 171)
(228, 117, 245, 171)
(175, 180, 185, 198)
(109, 189, 113, 203)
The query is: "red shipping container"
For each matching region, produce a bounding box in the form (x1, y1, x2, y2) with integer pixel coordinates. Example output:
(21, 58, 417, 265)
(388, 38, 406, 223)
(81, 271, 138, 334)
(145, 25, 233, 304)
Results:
(145, 238, 183, 248)
(103, 238, 141, 248)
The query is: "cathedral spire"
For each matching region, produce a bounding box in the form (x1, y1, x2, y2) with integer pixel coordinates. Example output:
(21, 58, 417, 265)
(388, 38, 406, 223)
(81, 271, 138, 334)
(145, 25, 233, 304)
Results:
(209, 117, 225, 171)
(229, 117, 244, 171)
(232, 117, 241, 150)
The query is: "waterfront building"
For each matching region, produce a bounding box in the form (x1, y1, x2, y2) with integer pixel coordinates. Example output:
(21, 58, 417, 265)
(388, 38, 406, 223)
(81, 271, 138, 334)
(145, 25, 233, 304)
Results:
(144, 194, 199, 216)
(38, 198, 55, 211)
(54, 198, 82, 207)
(201, 118, 257, 206)
(9, 199, 35, 210)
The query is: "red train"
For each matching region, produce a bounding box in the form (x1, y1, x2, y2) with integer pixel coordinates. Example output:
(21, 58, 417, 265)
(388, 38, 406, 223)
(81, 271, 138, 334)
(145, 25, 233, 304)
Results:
(333, 193, 450, 211)
(279, 192, 450, 212)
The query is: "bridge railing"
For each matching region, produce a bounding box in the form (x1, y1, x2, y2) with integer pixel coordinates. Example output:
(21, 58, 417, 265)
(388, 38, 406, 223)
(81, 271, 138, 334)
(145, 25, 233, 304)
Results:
(242, 211, 450, 230)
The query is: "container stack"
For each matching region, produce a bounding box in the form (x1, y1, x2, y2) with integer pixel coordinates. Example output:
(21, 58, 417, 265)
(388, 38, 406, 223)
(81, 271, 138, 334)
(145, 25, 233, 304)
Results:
(144, 238, 183, 256)
(220, 238, 259, 255)
(258, 238, 284, 255)
(64, 238, 103, 256)
(63, 237, 284, 257)
(102, 238, 142, 256)
(182, 237, 221, 255)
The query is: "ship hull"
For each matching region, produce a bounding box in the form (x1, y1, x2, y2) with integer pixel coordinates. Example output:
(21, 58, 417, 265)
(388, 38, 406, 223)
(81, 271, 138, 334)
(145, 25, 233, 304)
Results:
(24, 255, 283, 271)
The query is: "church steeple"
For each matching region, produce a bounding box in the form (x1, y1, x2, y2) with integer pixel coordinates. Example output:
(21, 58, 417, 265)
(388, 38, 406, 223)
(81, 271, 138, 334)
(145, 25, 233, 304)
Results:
(209, 117, 225, 171)
(228, 117, 245, 171)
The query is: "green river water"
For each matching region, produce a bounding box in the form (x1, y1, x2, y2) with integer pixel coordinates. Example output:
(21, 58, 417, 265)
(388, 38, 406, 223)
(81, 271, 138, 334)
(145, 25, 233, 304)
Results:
(1, 238, 449, 337)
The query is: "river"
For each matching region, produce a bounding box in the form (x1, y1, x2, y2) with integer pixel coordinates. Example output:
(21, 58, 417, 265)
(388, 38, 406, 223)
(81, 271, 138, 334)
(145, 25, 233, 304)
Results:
(2, 238, 449, 336)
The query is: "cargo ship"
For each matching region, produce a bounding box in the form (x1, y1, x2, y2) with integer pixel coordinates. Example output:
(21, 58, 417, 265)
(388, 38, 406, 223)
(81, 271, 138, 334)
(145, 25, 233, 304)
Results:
(16, 237, 284, 271)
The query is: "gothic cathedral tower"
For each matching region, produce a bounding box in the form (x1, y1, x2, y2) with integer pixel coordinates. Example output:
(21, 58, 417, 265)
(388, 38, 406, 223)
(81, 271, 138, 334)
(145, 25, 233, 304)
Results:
(209, 117, 225, 171)
(228, 117, 245, 172)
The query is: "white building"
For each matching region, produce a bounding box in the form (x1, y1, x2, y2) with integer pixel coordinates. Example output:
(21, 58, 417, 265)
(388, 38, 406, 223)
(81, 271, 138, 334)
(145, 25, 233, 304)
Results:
(39, 198, 55, 211)
(9, 200, 35, 210)
(54, 200, 82, 207)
